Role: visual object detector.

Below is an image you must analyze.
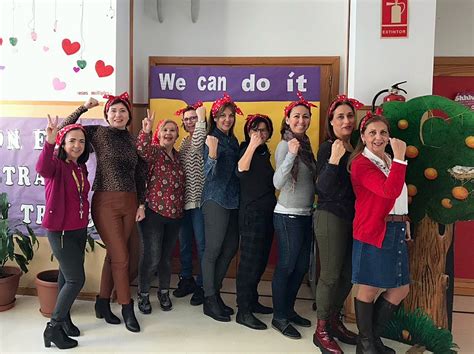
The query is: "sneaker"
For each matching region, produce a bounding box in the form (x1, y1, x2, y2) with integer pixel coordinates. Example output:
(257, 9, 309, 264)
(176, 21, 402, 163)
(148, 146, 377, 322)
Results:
(158, 290, 173, 311)
(190, 287, 204, 306)
(137, 293, 152, 314)
(172, 277, 196, 298)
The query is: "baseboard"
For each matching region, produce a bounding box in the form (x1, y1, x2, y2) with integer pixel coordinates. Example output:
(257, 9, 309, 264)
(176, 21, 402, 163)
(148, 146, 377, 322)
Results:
(17, 287, 97, 301)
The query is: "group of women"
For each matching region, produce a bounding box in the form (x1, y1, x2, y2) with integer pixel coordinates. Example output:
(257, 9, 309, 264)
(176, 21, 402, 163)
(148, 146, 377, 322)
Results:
(37, 91, 410, 354)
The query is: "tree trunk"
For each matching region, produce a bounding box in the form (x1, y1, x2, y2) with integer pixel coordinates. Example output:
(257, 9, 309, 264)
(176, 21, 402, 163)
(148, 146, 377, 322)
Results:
(404, 216, 453, 328)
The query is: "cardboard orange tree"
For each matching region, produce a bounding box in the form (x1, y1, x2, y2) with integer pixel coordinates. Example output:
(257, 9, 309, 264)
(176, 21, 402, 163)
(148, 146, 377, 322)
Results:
(382, 95, 474, 332)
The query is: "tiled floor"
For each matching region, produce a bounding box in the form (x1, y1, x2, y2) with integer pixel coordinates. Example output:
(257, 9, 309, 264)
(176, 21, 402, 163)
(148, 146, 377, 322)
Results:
(0, 277, 472, 353)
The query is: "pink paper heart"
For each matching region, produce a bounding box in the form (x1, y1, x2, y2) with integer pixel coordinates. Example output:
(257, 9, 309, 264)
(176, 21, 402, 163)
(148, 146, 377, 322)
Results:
(73, 67, 80, 73)
(52, 77, 66, 90)
(43, 46, 49, 52)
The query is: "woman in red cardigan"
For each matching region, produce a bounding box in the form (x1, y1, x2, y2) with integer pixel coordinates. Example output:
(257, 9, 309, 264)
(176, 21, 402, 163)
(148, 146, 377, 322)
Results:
(348, 112, 409, 354)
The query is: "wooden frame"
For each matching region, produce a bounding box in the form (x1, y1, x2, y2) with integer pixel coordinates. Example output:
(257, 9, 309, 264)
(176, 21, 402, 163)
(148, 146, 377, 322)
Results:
(148, 56, 340, 143)
(434, 57, 474, 77)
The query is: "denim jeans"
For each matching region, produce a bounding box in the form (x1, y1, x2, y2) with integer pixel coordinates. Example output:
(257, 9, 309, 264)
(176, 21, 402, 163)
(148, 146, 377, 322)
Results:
(138, 208, 181, 293)
(47, 228, 87, 322)
(178, 207, 206, 286)
(272, 213, 312, 321)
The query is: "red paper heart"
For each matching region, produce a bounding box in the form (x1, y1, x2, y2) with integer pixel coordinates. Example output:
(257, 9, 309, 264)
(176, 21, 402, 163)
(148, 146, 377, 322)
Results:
(62, 38, 80, 55)
(0, 38, 3, 46)
(95, 60, 114, 77)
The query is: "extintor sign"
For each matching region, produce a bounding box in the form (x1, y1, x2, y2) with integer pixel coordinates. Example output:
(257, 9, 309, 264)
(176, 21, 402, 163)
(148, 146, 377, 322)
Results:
(381, 0, 408, 38)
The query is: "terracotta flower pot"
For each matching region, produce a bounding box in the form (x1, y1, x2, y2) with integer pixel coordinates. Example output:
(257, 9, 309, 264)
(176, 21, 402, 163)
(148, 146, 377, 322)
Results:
(35, 269, 59, 318)
(0, 266, 22, 311)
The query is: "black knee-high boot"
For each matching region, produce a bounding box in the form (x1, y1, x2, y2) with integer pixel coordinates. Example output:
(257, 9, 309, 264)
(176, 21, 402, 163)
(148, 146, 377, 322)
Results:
(354, 298, 378, 354)
(373, 294, 400, 354)
(43, 321, 78, 349)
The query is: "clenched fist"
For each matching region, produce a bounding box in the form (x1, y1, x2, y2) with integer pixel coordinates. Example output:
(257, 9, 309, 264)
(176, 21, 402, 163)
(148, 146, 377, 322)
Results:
(84, 97, 99, 110)
(389, 138, 407, 161)
(206, 135, 219, 159)
(288, 138, 300, 155)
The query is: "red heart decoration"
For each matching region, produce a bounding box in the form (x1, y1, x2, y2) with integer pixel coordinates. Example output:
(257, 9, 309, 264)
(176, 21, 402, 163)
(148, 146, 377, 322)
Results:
(62, 38, 80, 55)
(0, 38, 3, 46)
(95, 60, 114, 77)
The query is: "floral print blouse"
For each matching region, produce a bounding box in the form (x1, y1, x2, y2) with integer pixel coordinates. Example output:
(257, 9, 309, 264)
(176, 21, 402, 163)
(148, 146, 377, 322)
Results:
(137, 130, 185, 219)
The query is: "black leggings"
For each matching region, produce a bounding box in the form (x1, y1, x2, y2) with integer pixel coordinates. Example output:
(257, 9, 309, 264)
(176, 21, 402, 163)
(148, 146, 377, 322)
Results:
(47, 229, 87, 322)
(201, 201, 239, 297)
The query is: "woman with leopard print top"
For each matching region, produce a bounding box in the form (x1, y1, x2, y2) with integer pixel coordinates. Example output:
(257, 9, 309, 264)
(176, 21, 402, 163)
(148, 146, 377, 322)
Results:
(58, 93, 145, 333)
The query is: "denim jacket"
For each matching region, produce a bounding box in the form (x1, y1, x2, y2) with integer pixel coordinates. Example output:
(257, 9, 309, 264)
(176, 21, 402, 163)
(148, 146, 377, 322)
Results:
(201, 128, 240, 209)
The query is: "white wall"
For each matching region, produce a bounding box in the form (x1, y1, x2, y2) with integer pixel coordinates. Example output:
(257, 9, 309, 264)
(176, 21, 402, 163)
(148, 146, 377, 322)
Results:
(132, 0, 349, 104)
(348, 0, 437, 105)
(0, 0, 117, 102)
(435, 0, 474, 56)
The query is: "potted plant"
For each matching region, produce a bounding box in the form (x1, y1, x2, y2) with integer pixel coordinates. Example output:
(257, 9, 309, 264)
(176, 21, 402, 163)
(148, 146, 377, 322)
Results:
(0, 192, 39, 311)
(35, 225, 104, 317)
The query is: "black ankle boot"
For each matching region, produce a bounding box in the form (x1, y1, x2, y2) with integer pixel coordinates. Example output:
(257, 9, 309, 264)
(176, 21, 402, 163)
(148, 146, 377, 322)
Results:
(173, 276, 196, 298)
(203, 295, 231, 322)
(43, 321, 78, 349)
(216, 292, 234, 316)
(122, 300, 140, 333)
(373, 294, 399, 354)
(190, 286, 204, 306)
(95, 296, 121, 324)
(62, 312, 80, 337)
(354, 298, 378, 354)
(236, 311, 267, 330)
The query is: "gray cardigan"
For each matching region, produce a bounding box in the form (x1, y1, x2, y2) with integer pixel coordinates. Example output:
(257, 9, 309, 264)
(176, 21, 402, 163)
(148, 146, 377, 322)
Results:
(273, 140, 315, 214)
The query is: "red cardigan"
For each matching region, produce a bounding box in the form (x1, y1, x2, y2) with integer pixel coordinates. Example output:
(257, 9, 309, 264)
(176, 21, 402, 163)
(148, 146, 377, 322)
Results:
(350, 154, 407, 248)
(36, 142, 90, 232)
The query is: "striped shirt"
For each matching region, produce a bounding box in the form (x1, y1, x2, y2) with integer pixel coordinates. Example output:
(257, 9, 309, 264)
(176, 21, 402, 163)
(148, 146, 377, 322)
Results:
(178, 121, 206, 210)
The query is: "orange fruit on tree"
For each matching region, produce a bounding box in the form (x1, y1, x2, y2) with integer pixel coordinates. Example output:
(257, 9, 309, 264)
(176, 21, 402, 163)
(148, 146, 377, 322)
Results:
(407, 184, 417, 197)
(397, 119, 409, 130)
(452, 186, 469, 200)
(441, 198, 453, 209)
(405, 146, 419, 159)
(424, 168, 438, 180)
(465, 136, 474, 148)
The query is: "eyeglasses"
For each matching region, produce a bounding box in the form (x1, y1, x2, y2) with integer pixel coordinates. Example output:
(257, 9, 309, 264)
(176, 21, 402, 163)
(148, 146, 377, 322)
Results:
(251, 128, 269, 134)
(183, 116, 198, 123)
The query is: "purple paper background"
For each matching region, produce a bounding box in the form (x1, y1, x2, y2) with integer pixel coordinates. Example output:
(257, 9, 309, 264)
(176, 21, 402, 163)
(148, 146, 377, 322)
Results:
(0, 117, 104, 234)
(150, 66, 320, 102)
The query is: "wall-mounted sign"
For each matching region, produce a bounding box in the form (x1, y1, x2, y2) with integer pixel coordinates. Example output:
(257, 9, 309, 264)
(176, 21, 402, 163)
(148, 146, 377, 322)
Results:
(381, 0, 408, 38)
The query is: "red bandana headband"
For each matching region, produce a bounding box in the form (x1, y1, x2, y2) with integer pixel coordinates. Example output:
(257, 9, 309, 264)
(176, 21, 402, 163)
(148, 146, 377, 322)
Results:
(175, 101, 203, 116)
(359, 107, 384, 131)
(103, 92, 131, 114)
(328, 94, 364, 115)
(210, 93, 243, 117)
(284, 91, 318, 117)
(55, 124, 86, 146)
(245, 114, 271, 132)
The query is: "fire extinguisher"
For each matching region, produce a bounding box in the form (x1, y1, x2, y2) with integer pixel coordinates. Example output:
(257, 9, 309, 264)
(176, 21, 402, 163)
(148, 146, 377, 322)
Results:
(372, 81, 407, 111)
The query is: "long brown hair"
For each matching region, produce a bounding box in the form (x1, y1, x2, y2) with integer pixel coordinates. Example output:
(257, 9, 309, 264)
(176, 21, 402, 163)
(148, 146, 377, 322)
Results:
(347, 114, 391, 172)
